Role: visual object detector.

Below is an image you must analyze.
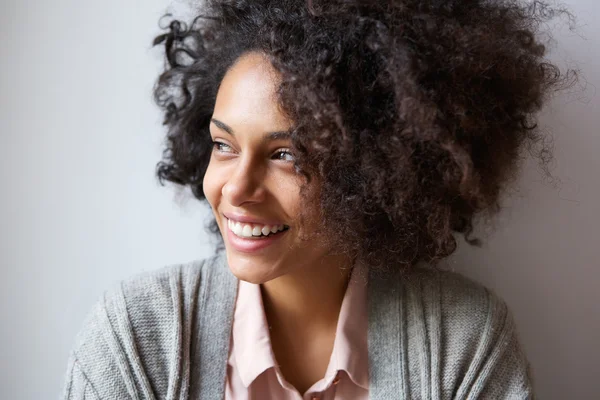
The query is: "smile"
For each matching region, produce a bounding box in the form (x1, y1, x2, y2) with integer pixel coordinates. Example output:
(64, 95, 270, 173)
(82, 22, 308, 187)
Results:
(224, 216, 290, 253)
(227, 218, 289, 239)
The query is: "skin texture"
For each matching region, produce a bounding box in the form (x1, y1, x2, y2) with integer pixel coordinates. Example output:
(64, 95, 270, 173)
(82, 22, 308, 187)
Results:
(203, 51, 352, 393)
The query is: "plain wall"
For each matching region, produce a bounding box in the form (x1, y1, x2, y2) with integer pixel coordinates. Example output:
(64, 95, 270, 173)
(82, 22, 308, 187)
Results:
(1, 0, 598, 399)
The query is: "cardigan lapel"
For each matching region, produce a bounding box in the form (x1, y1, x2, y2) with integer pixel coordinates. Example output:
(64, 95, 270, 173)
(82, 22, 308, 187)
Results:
(368, 266, 408, 400)
(192, 254, 409, 400)
(189, 253, 239, 400)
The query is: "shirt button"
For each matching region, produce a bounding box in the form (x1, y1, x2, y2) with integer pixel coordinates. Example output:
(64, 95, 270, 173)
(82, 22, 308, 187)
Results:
(310, 396, 319, 400)
(332, 371, 341, 385)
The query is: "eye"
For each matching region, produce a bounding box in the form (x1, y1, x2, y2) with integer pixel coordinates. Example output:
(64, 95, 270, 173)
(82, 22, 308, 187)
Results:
(212, 141, 234, 153)
(273, 149, 294, 162)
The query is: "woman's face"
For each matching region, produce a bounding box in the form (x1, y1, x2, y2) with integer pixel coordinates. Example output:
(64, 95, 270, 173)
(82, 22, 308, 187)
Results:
(203, 52, 332, 284)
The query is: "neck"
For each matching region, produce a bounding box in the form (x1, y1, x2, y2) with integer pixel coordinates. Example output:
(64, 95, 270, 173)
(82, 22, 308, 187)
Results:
(260, 253, 353, 335)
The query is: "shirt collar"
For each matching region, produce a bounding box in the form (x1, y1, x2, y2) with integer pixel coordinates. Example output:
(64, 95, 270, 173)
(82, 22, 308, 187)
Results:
(323, 260, 369, 389)
(231, 261, 369, 390)
(232, 278, 278, 387)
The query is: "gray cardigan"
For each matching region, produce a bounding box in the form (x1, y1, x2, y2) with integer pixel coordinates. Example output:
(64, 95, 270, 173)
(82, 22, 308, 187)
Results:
(61, 254, 533, 399)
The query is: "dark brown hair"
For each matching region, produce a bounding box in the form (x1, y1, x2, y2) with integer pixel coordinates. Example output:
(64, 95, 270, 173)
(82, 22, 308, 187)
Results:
(152, 0, 576, 271)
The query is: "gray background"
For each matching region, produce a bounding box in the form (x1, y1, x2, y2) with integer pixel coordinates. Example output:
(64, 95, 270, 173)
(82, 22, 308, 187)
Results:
(1, 0, 598, 399)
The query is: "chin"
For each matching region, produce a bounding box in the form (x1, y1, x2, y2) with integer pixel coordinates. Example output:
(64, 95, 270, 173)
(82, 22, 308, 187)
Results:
(224, 251, 282, 284)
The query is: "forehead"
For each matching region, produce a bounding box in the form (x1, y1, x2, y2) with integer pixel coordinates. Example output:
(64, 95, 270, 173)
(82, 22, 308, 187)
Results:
(213, 52, 292, 131)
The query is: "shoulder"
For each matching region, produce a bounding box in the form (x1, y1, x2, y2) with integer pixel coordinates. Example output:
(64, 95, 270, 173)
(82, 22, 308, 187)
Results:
(72, 255, 214, 346)
(63, 255, 223, 399)
(403, 268, 532, 398)
(400, 267, 512, 332)
(400, 267, 517, 361)
(368, 265, 532, 399)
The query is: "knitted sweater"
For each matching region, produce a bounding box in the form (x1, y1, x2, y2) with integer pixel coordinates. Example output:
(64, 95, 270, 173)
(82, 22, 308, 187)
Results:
(61, 254, 533, 399)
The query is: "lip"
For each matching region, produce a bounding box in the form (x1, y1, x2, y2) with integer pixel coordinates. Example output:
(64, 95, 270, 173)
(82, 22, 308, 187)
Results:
(222, 211, 286, 227)
(223, 215, 288, 253)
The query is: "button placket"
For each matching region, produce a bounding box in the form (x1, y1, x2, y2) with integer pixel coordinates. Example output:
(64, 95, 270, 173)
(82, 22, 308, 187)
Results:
(328, 371, 341, 399)
(332, 374, 341, 386)
(308, 371, 341, 400)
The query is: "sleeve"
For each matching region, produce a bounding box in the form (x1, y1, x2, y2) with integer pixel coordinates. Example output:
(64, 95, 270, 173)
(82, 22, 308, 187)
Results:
(58, 287, 148, 400)
(61, 353, 101, 400)
(462, 297, 534, 399)
(59, 263, 193, 400)
(434, 271, 534, 400)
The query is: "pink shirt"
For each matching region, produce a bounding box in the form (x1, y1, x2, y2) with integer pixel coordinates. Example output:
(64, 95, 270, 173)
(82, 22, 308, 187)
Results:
(224, 263, 369, 400)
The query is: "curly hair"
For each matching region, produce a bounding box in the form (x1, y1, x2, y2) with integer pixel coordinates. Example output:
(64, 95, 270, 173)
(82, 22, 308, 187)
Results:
(152, 0, 575, 272)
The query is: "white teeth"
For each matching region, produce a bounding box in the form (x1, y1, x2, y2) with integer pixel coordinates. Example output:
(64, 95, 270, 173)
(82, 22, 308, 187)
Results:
(228, 219, 242, 236)
(227, 218, 287, 238)
(242, 225, 253, 237)
(233, 222, 243, 236)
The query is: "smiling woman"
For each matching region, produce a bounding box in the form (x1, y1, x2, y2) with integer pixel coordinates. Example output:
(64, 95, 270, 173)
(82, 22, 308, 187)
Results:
(61, 0, 575, 399)
(205, 52, 348, 290)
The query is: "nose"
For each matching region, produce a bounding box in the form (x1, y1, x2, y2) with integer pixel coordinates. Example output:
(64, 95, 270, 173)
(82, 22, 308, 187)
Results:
(221, 157, 266, 207)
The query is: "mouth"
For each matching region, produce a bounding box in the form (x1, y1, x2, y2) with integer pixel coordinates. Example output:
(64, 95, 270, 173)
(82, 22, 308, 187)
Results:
(224, 216, 290, 253)
(226, 217, 290, 239)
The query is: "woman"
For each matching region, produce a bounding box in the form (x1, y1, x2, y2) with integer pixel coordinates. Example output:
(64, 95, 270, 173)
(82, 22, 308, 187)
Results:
(62, 0, 573, 399)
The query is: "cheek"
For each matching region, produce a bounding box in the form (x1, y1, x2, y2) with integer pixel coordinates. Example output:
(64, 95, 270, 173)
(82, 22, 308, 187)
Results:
(272, 174, 302, 214)
(281, 179, 321, 231)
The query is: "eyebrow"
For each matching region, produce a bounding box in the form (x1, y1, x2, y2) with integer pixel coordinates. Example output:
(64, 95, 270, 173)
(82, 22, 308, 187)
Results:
(210, 118, 291, 142)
